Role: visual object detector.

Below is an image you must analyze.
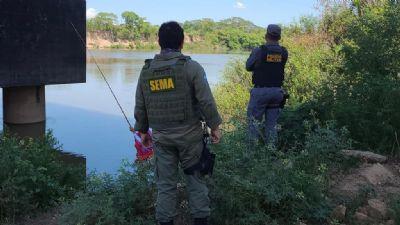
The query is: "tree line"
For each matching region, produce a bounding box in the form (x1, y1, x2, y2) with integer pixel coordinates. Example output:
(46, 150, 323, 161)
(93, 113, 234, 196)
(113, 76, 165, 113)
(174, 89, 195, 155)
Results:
(87, 11, 317, 51)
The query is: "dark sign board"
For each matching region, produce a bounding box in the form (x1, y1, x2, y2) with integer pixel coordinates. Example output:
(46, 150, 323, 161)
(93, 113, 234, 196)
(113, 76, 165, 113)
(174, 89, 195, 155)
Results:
(0, 0, 86, 87)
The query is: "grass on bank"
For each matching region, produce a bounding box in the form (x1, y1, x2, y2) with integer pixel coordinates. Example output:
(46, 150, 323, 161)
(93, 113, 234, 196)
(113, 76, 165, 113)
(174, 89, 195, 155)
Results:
(0, 132, 85, 224)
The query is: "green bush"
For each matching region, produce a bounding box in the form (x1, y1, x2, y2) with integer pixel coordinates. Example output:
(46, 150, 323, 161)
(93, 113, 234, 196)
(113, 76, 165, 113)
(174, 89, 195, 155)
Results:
(209, 121, 351, 225)
(319, 1, 400, 155)
(282, 34, 339, 105)
(214, 59, 252, 122)
(58, 121, 350, 225)
(0, 132, 84, 223)
(59, 161, 156, 225)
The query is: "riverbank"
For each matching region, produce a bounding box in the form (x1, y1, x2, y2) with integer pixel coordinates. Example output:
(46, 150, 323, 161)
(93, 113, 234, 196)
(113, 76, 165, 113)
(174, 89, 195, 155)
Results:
(14, 156, 400, 225)
(87, 32, 247, 54)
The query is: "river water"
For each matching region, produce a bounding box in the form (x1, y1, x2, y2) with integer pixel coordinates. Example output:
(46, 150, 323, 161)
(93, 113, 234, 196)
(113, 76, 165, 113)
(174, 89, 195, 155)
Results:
(1, 50, 243, 173)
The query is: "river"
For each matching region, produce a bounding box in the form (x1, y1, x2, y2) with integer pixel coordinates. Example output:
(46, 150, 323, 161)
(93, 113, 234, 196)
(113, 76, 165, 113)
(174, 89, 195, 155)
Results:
(1, 50, 243, 173)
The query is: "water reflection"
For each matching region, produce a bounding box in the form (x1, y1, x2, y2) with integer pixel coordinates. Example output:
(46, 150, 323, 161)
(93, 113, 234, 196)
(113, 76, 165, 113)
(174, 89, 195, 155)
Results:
(46, 103, 135, 173)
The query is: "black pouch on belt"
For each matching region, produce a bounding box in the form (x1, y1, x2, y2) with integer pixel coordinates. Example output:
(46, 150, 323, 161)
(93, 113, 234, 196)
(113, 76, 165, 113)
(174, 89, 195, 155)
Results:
(184, 138, 215, 177)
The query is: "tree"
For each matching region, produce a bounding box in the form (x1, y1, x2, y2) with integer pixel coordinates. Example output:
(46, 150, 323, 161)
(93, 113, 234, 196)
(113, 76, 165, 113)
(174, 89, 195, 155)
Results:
(183, 19, 216, 35)
(87, 12, 118, 32)
(120, 11, 146, 40)
(299, 16, 319, 34)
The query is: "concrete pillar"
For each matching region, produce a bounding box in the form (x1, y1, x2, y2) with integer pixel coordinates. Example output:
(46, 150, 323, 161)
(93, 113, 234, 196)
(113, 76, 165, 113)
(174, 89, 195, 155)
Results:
(3, 86, 46, 138)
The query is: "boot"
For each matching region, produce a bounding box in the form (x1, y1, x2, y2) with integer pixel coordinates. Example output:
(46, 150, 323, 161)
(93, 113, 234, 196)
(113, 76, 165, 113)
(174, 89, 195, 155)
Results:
(194, 217, 208, 225)
(159, 221, 173, 225)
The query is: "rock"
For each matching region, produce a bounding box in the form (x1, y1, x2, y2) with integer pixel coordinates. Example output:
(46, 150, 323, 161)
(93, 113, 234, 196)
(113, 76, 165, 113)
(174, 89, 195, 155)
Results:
(357, 206, 369, 215)
(331, 205, 347, 221)
(354, 212, 374, 224)
(342, 150, 387, 163)
(386, 220, 395, 225)
(333, 172, 368, 198)
(366, 199, 388, 219)
(360, 163, 395, 185)
(385, 186, 400, 195)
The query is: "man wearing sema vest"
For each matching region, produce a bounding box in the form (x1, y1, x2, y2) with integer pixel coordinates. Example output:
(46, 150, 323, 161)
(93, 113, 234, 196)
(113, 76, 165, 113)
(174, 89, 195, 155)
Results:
(246, 24, 289, 146)
(134, 21, 222, 225)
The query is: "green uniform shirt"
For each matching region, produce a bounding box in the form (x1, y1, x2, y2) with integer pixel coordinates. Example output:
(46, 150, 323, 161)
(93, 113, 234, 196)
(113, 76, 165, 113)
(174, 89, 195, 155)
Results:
(134, 51, 222, 145)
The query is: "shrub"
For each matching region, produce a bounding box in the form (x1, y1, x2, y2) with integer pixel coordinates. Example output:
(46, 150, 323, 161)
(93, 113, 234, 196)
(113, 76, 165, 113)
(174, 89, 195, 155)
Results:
(282, 34, 338, 105)
(0, 132, 84, 223)
(209, 121, 351, 225)
(59, 161, 156, 225)
(319, 1, 400, 155)
(214, 59, 252, 122)
(58, 121, 350, 225)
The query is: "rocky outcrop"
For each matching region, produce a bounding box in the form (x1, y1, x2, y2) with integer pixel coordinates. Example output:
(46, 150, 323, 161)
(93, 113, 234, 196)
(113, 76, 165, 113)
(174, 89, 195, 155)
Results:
(333, 163, 396, 198)
(366, 199, 388, 220)
(330, 156, 400, 225)
(360, 163, 395, 185)
(87, 32, 137, 49)
(87, 32, 203, 49)
(330, 204, 347, 221)
(341, 150, 388, 163)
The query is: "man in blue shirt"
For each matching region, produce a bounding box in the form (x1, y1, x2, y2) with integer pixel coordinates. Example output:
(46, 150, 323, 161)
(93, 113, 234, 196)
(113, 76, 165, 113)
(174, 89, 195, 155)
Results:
(246, 24, 289, 146)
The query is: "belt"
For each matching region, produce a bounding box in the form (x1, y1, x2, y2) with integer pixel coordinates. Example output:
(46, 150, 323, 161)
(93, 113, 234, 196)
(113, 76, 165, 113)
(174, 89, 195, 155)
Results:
(254, 85, 281, 88)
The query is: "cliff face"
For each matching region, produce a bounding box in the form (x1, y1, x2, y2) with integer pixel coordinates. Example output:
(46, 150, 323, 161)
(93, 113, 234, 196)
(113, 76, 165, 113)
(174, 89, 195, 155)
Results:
(87, 32, 138, 49)
(87, 32, 203, 49)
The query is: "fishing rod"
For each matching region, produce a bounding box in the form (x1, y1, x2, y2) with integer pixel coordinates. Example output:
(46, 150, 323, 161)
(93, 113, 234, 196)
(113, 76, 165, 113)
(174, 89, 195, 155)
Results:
(70, 22, 133, 129)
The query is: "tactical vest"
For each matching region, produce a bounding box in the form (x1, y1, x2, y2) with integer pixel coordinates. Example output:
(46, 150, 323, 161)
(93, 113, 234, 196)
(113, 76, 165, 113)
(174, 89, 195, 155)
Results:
(140, 56, 198, 129)
(252, 44, 286, 87)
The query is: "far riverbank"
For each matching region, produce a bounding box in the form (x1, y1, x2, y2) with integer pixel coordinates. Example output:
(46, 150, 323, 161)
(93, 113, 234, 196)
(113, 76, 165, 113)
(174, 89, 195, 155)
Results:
(87, 33, 249, 54)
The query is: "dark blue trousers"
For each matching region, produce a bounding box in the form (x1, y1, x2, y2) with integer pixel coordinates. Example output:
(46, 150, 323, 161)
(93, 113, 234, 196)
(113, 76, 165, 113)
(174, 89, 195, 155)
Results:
(247, 87, 283, 145)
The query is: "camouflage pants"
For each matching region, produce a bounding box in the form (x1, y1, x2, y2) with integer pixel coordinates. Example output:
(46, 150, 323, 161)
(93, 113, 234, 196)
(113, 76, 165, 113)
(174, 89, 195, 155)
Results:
(154, 141, 210, 223)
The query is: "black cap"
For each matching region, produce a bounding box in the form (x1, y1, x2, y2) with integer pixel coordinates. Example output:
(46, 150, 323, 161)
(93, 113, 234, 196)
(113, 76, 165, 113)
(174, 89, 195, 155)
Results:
(267, 24, 281, 38)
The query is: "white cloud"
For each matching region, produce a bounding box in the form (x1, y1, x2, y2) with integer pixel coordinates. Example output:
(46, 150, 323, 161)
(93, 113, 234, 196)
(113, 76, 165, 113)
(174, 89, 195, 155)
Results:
(86, 8, 98, 19)
(234, 1, 246, 9)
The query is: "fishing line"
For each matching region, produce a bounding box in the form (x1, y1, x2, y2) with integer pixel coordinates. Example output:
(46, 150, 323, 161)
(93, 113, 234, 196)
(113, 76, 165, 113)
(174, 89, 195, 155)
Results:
(70, 22, 133, 129)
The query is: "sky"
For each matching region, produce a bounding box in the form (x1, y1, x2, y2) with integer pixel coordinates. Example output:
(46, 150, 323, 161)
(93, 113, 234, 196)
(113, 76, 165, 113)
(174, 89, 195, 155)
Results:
(86, 0, 321, 27)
